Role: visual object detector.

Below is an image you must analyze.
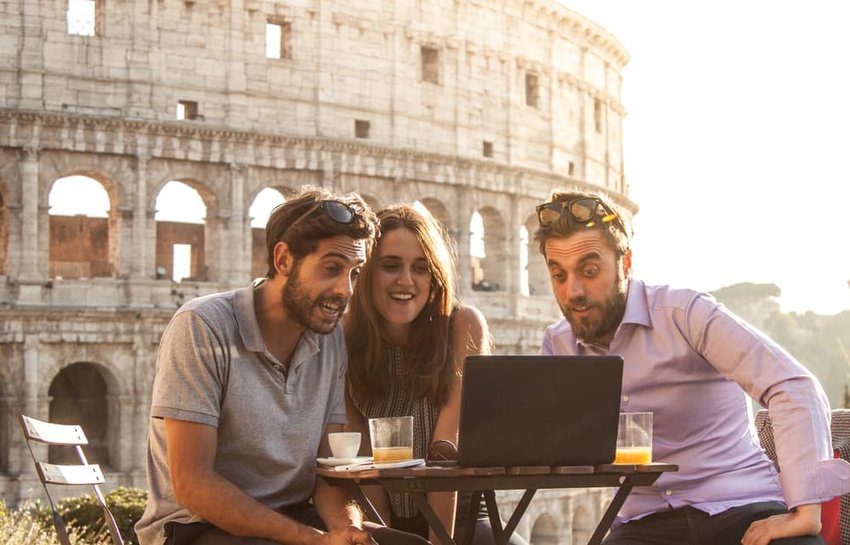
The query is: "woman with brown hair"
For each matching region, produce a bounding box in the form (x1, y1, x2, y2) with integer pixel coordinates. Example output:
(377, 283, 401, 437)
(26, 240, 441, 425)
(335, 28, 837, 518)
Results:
(344, 203, 527, 545)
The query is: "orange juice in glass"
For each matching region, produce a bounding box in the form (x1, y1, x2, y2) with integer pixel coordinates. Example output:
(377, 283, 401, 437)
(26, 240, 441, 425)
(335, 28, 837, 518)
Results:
(368, 416, 414, 463)
(373, 446, 414, 463)
(613, 446, 652, 464)
(615, 412, 653, 464)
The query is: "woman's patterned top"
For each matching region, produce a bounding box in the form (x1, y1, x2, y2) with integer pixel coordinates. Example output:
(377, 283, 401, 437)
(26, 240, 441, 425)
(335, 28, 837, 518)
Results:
(349, 345, 440, 518)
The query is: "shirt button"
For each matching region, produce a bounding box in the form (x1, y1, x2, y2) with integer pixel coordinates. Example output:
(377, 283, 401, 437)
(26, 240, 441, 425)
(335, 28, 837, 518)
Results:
(665, 490, 673, 496)
(622, 395, 630, 402)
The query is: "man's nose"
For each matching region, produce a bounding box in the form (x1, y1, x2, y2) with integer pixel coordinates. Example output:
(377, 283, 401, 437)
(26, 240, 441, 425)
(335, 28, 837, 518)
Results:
(336, 272, 355, 299)
(564, 275, 586, 300)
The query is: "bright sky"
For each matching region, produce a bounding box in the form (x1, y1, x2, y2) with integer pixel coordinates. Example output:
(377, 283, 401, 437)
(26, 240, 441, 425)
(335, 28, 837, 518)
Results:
(562, 0, 850, 315)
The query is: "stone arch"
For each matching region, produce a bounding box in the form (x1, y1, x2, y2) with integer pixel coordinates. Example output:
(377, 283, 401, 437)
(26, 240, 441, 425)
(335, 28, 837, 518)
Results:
(153, 177, 216, 282)
(470, 205, 507, 291)
(417, 197, 452, 233)
(47, 172, 122, 278)
(47, 362, 114, 468)
(416, 197, 458, 265)
(249, 187, 286, 279)
(523, 210, 549, 296)
(571, 505, 592, 545)
(530, 512, 559, 545)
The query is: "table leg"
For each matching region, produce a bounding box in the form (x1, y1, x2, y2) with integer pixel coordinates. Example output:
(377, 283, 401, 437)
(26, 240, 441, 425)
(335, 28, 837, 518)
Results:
(503, 489, 537, 539)
(587, 477, 634, 545)
(411, 492, 456, 545)
(482, 492, 506, 545)
(460, 491, 483, 545)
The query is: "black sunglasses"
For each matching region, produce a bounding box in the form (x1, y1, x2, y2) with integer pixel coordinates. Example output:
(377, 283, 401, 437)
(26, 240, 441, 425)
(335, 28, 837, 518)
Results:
(287, 200, 358, 233)
(536, 197, 626, 235)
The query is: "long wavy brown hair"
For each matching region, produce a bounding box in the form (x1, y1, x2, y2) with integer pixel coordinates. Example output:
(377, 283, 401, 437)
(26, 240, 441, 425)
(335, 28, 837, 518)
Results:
(345, 204, 457, 406)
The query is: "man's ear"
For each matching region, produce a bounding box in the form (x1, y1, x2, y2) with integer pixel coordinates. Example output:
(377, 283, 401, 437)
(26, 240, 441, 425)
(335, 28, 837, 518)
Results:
(272, 241, 293, 277)
(621, 248, 633, 278)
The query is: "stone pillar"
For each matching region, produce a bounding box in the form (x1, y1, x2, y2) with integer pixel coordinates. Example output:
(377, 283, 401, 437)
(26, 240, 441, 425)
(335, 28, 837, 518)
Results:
(202, 215, 221, 283)
(228, 163, 248, 285)
(322, 162, 335, 190)
(132, 340, 151, 472)
(107, 394, 134, 471)
(578, 47, 589, 180)
(131, 153, 150, 278)
(19, 147, 42, 280)
(455, 188, 472, 299)
(0, 395, 17, 475)
(506, 193, 520, 312)
(22, 334, 42, 474)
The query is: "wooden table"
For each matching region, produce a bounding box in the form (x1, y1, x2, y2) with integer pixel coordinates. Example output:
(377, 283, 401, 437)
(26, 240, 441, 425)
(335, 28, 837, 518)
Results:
(317, 462, 677, 545)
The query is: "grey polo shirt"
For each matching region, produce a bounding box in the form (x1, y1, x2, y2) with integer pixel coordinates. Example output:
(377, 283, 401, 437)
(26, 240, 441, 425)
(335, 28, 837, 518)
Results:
(135, 286, 348, 545)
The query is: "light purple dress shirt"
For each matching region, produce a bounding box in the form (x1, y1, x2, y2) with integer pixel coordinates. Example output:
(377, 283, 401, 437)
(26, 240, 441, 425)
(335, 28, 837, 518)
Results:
(541, 279, 850, 526)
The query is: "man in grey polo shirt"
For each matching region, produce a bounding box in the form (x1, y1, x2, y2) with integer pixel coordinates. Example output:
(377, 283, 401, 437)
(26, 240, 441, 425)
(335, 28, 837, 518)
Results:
(136, 188, 427, 545)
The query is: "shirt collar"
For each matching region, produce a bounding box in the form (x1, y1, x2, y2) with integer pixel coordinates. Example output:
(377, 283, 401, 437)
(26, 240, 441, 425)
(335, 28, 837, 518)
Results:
(574, 278, 652, 350)
(234, 286, 266, 352)
(233, 284, 322, 358)
(621, 278, 652, 328)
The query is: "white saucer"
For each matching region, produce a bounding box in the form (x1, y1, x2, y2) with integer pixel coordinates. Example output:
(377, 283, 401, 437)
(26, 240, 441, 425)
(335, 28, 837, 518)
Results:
(317, 456, 373, 467)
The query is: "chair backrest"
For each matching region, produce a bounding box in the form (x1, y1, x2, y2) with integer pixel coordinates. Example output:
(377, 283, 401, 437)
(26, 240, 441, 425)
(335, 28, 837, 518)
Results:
(18, 415, 125, 545)
(755, 408, 850, 545)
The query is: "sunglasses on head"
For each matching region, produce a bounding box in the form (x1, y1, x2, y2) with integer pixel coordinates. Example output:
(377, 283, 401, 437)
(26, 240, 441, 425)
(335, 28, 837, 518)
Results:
(536, 197, 626, 235)
(287, 199, 359, 233)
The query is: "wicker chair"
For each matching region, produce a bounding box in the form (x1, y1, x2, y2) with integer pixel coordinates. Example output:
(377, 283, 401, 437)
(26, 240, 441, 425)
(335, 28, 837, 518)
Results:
(755, 408, 850, 545)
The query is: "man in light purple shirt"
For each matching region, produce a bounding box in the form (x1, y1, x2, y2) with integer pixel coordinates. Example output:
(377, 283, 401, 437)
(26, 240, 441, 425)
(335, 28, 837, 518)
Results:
(533, 190, 850, 545)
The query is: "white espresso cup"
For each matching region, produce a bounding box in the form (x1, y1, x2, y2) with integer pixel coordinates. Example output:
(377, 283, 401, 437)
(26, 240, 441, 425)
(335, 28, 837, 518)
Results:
(328, 432, 361, 459)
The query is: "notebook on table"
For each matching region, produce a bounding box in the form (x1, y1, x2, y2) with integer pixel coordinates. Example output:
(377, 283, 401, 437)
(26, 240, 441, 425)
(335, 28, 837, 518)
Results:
(457, 355, 624, 467)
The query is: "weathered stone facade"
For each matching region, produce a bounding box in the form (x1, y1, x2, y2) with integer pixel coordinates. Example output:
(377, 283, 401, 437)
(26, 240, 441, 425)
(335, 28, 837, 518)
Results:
(0, 0, 635, 542)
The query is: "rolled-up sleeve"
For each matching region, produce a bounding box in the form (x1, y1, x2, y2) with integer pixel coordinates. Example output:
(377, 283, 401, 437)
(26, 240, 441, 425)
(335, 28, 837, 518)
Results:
(687, 294, 850, 507)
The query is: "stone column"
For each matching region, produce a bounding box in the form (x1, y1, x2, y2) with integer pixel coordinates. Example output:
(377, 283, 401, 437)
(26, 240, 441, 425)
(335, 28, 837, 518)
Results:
(455, 188, 472, 299)
(506, 193, 521, 312)
(131, 153, 150, 278)
(132, 339, 151, 472)
(0, 395, 18, 475)
(578, 47, 589, 180)
(322, 162, 335, 190)
(228, 163, 248, 285)
(107, 394, 134, 472)
(19, 147, 42, 280)
(22, 334, 42, 474)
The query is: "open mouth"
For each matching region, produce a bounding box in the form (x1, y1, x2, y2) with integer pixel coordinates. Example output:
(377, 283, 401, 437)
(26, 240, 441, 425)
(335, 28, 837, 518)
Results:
(319, 298, 344, 317)
(389, 293, 414, 302)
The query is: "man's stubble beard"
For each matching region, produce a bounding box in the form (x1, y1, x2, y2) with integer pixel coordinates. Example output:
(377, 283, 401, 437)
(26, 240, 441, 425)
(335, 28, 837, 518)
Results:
(562, 273, 628, 344)
(281, 261, 346, 335)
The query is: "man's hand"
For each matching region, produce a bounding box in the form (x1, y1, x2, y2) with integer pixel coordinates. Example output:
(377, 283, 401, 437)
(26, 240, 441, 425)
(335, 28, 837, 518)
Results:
(741, 503, 822, 545)
(316, 526, 377, 545)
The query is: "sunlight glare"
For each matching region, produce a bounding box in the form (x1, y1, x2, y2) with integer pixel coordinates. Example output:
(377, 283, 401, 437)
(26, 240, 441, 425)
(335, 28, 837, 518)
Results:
(155, 181, 206, 224)
(249, 188, 285, 228)
(49, 176, 109, 218)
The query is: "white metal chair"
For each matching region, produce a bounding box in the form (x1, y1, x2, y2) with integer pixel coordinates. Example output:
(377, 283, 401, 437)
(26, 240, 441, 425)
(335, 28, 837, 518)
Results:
(19, 414, 124, 545)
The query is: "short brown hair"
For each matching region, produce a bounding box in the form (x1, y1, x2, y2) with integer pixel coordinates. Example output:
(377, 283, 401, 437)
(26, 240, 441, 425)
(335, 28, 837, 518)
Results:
(533, 189, 631, 257)
(264, 187, 378, 278)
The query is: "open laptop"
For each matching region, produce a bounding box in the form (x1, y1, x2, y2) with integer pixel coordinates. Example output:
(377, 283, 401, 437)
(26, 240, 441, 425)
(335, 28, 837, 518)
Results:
(457, 355, 624, 467)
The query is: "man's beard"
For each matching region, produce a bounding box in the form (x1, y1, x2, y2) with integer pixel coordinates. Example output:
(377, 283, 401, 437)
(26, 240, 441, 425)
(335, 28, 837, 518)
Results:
(561, 279, 627, 345)
(281, 262, 346, 335)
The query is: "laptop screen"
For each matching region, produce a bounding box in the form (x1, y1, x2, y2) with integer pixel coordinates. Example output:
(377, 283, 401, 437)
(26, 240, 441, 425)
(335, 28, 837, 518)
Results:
(457, 355, 624, 467)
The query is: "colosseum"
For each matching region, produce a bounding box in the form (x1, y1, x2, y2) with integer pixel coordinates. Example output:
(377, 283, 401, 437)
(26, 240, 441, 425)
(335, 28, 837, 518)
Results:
(0, 0, 635, 542)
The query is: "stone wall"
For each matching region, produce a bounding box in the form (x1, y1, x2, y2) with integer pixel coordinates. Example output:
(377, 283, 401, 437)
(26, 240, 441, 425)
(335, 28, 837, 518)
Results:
(0, 1, 634, 542)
